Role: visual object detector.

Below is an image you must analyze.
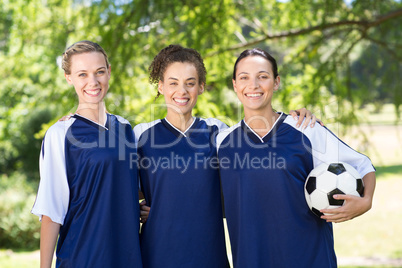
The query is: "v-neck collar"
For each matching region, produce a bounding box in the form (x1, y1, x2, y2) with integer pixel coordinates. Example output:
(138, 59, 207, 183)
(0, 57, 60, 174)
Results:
(161, 117, 199, 138)
(72, 113, 109, 131)
(241, 112, 286, 143)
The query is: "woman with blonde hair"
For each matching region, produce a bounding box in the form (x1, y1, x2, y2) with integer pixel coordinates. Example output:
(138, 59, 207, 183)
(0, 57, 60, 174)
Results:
(32, 40, 143, 268)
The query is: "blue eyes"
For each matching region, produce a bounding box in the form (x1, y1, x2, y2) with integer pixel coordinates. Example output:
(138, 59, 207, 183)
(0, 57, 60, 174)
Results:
(78, 71, 105, 77)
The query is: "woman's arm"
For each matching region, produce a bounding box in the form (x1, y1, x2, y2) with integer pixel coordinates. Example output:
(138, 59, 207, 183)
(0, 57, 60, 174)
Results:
(40, 215, 60, 268)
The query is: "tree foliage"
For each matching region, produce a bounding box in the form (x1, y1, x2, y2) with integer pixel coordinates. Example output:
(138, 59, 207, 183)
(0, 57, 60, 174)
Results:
(1, 0, 401, 179)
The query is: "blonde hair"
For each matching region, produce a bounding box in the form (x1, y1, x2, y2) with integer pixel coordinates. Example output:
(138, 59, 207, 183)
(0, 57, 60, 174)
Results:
(62, 40, 109, 74)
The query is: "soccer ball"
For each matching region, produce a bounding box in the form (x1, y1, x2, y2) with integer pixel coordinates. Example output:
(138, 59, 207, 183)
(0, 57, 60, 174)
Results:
(304, 162, 364, 218)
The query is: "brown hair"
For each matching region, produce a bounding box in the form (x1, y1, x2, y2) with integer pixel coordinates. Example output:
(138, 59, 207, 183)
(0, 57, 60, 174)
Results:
(233, 48, 279, 80)
(148, 44, 207, 99)
(62, 40, 109, 75)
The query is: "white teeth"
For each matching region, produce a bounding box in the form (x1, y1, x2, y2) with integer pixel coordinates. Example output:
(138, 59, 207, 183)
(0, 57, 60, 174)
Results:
(174, 98, 189, 103)
(246, 93, 262, 97)
(86, 89, 101, 96)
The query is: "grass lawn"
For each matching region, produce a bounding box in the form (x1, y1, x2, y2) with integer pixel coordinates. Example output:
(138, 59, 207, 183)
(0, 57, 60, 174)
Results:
(335, 169, 402, 267)
(0, 250, 40, 268)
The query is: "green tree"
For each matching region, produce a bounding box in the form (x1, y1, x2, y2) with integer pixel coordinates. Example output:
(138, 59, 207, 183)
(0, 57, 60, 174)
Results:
(1, 0, 401, 249)
(0, 0, 401, 178)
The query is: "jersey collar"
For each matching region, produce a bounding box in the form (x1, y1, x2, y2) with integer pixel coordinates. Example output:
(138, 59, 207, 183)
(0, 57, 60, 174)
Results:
(72, 113, 109, 131)
(161, 117, 199, 138)
(241, 112, 286, 143)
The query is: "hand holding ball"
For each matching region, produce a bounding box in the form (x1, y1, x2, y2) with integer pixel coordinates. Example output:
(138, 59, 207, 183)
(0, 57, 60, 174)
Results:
(304, 162, 364, 218)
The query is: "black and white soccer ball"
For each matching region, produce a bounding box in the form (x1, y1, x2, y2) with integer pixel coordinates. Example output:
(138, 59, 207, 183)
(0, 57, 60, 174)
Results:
(304, 162, 364, 218)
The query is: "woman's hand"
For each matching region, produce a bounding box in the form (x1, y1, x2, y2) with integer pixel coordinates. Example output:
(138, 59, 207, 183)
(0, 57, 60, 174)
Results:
(58, 113, 73, 121)
(140, 200, 151, 223)
(320, 172, 375, 223)
(320, 194, 372, 223)
(289, 108, 324, 128)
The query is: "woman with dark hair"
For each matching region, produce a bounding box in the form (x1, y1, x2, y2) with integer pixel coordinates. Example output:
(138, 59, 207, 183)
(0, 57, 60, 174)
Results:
(135, 44, 230, 268)
(217, 48, 376, 267)
(136, 45, 318, 267)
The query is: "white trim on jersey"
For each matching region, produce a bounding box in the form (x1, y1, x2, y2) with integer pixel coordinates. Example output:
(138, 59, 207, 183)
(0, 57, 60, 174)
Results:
(216, 121, 241, 152)
(134, 119, 162, 191)
(199, 117, 229, 132)
(243, 112, 284, 142)
(164, 117, 196, 137)
(133, 119, 162, 144)
(114, 114, 131, 125)
(283, 115, 374, 178)
(74, 113, 108, 130)
(31, 119, 75, 225)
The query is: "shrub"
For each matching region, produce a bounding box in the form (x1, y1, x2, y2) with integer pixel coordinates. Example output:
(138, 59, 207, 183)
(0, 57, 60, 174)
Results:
(0, 173, 40, 250)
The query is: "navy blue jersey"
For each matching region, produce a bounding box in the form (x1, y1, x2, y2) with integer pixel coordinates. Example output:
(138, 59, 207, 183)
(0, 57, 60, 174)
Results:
(32, 114, 142, 268)
(134, 117, 229, 268)
(216, 113, 374, 268)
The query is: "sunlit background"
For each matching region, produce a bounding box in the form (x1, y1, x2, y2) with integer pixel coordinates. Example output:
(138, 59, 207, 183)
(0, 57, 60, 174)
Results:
(1, 0, 401, 267)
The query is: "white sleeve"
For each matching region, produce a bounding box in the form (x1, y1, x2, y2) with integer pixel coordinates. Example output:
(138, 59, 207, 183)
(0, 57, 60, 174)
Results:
(133, 120, 161, 144)
(202, 118, 229, 132)
(302, 123, 375, 178)
(133, 122, 159, 192)
(31, 121, 72, 225)
(216, 122, 241, 152)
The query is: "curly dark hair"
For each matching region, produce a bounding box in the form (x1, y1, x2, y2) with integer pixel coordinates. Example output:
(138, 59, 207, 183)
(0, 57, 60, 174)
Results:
(149, 44, 207, 99)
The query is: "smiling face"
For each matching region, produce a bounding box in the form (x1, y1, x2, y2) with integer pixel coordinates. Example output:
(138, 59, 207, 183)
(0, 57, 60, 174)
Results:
(158, 61, 204, 120)
(233, 55, 280, 115)
(65, 52, 111, 105)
